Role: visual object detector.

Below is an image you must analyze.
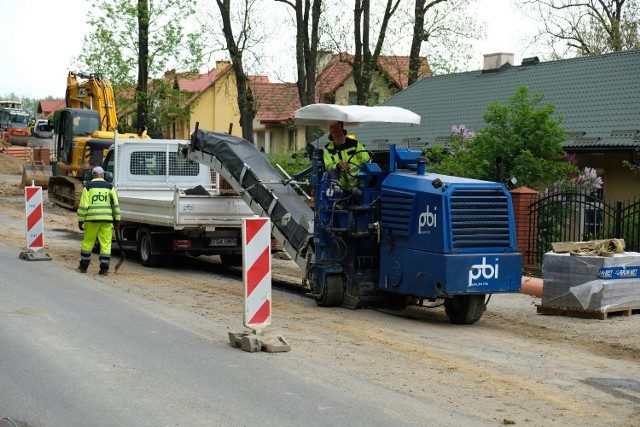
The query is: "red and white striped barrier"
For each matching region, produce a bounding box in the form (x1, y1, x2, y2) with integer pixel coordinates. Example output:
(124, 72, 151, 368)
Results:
(242, 218, 272, 333)
(20, 185, 51, 261)
(25, 185, 44, 250)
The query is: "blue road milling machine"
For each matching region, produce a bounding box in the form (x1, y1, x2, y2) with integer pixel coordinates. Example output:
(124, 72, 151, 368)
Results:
(182, 106, 522, 324)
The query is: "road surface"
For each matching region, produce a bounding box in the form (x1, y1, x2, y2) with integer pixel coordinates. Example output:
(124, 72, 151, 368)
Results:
(0, 161, 638, 426)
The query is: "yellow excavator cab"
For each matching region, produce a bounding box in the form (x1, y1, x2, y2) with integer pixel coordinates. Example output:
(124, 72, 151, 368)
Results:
(45, 71, 150, 209)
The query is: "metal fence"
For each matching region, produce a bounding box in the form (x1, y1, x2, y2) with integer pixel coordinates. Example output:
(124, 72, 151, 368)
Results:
(525, 189, 640, 272)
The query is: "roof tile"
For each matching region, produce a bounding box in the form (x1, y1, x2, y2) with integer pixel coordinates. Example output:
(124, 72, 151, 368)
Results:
(350, 50, 640, 152)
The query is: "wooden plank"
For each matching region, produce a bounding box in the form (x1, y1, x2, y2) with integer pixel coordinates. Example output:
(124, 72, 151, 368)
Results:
(536, 304, 640, 320)
(551, 239, 625, 253)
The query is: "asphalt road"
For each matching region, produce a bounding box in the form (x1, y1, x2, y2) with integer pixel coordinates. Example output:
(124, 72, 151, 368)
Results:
(0, 241, 480, 427)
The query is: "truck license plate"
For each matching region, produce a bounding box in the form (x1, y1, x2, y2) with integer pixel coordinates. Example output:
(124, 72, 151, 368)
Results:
(210, 237, 237, 246)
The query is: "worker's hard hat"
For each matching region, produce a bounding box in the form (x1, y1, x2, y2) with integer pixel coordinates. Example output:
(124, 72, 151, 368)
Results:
(92, 166, 105, 176)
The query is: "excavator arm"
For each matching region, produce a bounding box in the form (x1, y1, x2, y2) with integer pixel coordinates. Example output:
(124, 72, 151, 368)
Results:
(66, 71, 118, 132)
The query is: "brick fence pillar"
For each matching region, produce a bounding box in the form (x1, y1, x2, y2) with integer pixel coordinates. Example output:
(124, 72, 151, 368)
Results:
(510, 186, 539, 268)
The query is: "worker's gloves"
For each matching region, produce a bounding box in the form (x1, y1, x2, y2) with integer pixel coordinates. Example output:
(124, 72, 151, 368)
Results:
(78, 222, 84, 231)
(114, 222, 121, 232)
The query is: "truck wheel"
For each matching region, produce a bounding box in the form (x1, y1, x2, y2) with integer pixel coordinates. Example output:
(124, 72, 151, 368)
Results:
(220, 254, 242, 266)
(444, 294, 486, 325)
(314, 274, 344, 307)
(137, 229, 161, 267)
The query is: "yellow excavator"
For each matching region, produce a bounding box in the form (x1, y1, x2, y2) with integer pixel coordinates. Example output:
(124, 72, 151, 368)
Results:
(45, 72, 149, 209)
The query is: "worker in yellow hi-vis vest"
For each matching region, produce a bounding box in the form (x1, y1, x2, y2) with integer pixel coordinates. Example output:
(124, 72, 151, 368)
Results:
(77, 166, 121, 276)
(323, 121, 370, 189)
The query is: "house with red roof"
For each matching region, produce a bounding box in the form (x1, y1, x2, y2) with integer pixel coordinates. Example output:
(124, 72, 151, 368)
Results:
(36, 99, 65, 119)
(161, 52, 430, 153)
(161, 61, 241, 139)
(250, 81, 302, 153)
(315, 52, 431, 105)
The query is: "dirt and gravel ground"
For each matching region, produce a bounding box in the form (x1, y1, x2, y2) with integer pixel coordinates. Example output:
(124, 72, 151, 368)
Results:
(1, 152, 639, 426)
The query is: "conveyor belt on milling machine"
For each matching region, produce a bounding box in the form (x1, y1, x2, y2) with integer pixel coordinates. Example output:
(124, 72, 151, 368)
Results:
(185, 129, 315, 270)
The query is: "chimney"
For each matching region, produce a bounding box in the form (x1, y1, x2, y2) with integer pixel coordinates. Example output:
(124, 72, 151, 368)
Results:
(483, 53, 514, 71)
(316, 50, 334, 75)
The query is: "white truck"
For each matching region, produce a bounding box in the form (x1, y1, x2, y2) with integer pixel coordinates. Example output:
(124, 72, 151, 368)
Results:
(100, 138, 254, 267)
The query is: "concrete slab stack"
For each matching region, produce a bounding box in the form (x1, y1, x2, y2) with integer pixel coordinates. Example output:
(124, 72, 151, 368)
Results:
(541, 252, 640, 313)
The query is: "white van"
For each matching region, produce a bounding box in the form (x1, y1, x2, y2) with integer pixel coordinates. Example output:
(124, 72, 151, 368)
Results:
(33, 119, 53, 138)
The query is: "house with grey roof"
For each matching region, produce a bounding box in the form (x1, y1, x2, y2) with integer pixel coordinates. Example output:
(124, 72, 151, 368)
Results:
(343, 50, 640, 201)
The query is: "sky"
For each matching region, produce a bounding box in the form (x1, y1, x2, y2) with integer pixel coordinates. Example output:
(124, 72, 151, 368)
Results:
(0, 0, 539, 101)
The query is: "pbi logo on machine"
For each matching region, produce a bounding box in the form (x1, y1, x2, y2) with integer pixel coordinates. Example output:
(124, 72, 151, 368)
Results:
(418, 205, 437, 234)
(468, 257, 499, 287)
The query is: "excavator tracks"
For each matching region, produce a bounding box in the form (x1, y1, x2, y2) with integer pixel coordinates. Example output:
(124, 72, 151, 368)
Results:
(48, 176, 84, 210)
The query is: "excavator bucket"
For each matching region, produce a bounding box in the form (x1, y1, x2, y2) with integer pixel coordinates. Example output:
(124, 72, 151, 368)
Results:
(22, 161, 53, 188)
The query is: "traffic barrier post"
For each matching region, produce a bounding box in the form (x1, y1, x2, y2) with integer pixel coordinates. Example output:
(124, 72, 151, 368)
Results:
(242, 217, 272, 334)
(19, 183, 52, 261)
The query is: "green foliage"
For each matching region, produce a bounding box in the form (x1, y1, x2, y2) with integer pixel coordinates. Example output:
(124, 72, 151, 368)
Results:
(262, 150, 313, 196)
(622, 159, 640, 175)
(428, 86, 577, 190)
(75, 0, 204, 136)
(264, 151, 312, 178)
(528, 0, 640, 58)
(75, 0, 203, 86)
(151, 79, 191, 137)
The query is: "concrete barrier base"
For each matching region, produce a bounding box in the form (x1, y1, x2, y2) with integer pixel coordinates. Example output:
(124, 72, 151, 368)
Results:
(19, 250, 52, 261)
(228, 332, 291, 353)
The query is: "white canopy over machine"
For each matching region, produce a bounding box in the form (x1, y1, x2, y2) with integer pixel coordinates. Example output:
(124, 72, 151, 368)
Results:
(294, 104, 421, 127)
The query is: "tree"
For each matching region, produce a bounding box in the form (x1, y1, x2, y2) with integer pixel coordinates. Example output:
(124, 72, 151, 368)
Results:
(407, 0, 481, 80)
(75, 0, 203, 134)
(522, 0, 640, 58)
(137, 0, 149, 131)
(215, 0, 258, 141)
(352, 0, 401, 105)
(321, 0, 481, 100)
(275, 0, 323, 108)
(274, 0, 323, 142)
(408, 0, 446, 85)
(428, 86, 577, 190)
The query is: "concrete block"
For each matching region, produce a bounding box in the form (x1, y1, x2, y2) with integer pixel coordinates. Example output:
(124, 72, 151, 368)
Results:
(228, 332, 248, 348)
(19, 251, 52, 261)
(260, 335, 291, 353)
(241, 335, 261, 352)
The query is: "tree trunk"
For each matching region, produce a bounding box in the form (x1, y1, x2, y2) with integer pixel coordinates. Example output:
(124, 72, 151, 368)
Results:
(352, 0, 400, 105)
(136, 0, 149, 132)
(216, 0, 255, 142)
(408, 0, 426, 86)
(276, 0, 322, 141)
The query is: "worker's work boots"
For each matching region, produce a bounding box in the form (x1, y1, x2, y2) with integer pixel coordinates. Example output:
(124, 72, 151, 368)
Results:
(78, 260, 89, 273)
(99, 263, 109, 276)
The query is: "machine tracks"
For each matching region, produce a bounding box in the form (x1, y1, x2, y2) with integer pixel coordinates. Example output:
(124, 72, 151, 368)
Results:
(48, 176, 84, 210)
